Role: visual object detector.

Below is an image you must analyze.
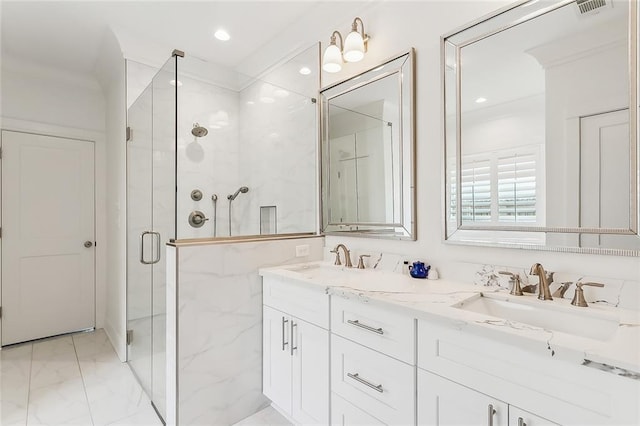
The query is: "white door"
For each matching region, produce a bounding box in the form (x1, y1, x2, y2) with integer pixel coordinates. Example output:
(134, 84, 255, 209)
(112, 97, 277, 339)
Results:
(291, 318, 329, 424)
(262, 305, 292, 413)
(580, 109, 631, 248)
(1, 130, 95, 346)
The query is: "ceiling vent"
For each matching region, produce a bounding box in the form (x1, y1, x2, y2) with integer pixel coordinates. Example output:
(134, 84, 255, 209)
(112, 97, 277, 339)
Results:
(575, 0, 610, 16)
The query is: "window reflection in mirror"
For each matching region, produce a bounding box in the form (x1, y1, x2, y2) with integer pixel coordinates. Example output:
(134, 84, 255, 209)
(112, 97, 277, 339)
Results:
(444, 0, 639, 255)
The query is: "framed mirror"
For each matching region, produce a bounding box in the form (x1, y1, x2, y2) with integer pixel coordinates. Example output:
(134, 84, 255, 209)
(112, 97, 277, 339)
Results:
(443, 0, 639, 256)
(320, 49, 415, 239)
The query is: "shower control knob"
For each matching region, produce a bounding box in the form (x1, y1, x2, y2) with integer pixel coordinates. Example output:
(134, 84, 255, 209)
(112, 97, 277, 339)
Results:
(84, 241, 94, 248)
(189, 211, 209, 228)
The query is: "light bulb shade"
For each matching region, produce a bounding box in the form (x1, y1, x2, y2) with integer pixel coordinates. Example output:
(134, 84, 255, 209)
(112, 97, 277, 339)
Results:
(322, 44, 343, 73)
(343, 31, 365, 62)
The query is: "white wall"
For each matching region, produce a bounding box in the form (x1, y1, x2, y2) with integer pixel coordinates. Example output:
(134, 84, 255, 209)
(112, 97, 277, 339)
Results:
(0, 53, 109, 336)
(95, 30, 128, 362)
(311, 1, 639, 282)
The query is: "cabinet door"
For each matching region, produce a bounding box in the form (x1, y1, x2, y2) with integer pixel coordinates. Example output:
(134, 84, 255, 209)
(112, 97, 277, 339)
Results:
(418, 369, 508, 426)
(509, 406, 559, 426)
(291, 318, 330, 424)
(263, 305, 292, 413)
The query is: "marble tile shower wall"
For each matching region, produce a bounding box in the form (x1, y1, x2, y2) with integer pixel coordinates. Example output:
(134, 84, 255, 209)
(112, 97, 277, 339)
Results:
(176, 75, 240, 239)
(166, 237, 324, 426)
(176, 75, 316, 239)
(238, 81, 317, 236)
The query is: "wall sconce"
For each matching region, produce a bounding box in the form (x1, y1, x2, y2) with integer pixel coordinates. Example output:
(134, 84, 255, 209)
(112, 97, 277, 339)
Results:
(322, 17, 369, 73)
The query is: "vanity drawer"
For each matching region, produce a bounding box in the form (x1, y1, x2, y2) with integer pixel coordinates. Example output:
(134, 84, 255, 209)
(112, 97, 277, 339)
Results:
(331, 335, 415, 425)
(263, 276, 329, 328)
(331, 393, 387, 426)
(331, 296, 415, 363)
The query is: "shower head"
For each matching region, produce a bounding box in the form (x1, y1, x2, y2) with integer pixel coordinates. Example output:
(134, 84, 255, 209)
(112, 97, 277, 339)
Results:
(227, 186, 249, 201)
(192, 123, 208, 137)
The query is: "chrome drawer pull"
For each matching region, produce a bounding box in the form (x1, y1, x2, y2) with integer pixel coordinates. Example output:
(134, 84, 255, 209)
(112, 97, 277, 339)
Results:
(347, 372, 383, 393)
(487, 404, 496, 426)
(347, 319, 384, 335)
(517, 418, 526, 426)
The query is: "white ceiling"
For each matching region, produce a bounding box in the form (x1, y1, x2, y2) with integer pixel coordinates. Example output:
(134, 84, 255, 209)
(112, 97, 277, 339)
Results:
(0, 1, 368, 79)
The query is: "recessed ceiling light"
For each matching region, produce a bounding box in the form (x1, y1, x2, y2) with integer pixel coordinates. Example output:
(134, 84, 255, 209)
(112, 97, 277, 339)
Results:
(475, 97, 487, 103)
(169, 79, 183, 87)
(299, 67, 311, 75)
(214, 29, 230, 41)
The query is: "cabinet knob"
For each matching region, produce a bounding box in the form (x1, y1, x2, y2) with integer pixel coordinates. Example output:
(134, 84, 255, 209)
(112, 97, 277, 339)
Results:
(518, 417, 527, 426)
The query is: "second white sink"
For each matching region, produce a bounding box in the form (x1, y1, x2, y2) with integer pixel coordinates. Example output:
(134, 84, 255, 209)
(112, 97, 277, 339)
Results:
(454, 294, 620, 341)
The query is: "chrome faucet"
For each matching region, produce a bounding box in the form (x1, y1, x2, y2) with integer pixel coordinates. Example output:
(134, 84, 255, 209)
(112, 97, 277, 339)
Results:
(529, 263, 554, 300)
(331, 244, 353, 268)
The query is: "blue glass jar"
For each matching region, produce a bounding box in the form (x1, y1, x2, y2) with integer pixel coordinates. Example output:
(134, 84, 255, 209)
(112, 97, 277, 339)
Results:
(409, 261, 429, 279)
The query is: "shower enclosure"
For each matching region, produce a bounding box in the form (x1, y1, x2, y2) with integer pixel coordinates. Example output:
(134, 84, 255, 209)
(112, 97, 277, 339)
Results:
(126, 46, 318, 421)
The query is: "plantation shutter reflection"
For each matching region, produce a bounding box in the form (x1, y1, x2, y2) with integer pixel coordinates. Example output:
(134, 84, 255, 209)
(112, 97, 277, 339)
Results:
(461, 160, 491, 222)
(497, 153, 537, 223)
(456, 148, 541, 226)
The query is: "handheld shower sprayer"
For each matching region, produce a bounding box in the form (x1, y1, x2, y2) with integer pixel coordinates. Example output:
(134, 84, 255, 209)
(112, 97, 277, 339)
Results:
(227, 186, 249, 236)
(227, 186, 249, 201)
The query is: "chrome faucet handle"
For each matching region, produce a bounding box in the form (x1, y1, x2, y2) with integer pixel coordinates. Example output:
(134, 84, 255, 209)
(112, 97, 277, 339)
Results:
(499, 271, 523, 296)
(552, 281, 573, 298)
(571, 281, 605, 307)
(357, 255, 371, 269)
(330, 249, 342, 266)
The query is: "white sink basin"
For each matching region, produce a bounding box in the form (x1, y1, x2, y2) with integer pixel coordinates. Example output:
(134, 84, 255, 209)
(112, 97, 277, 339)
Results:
(282, 263, 421, 293)
(454, 294, 620, 341)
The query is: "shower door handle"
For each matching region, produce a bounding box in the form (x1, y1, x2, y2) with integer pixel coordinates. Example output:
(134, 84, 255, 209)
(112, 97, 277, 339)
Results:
(150, 231, 161, 265)
(140, 231, 162, 265)
(140, 231, 154, 265)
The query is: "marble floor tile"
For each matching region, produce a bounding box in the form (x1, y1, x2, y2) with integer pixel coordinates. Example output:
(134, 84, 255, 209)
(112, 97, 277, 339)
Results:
(232, 406, 292, 426)
(0, 329, 163, 426)
(1, 343, 33, 426)
(27, 378, 93, 425)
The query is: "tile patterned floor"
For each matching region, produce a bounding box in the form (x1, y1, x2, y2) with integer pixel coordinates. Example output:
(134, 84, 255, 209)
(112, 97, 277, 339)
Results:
(0, 329, 162, 426)
(232, 406, 291, 426)
(1, 329, 291, 426)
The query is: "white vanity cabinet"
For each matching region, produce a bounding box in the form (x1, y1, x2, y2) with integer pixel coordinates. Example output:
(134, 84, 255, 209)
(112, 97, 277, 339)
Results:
(330, 297, 416, 425)
(417, 369, 558, 426)
(418, 369, 508, 426)
(417, 319, 638, 426)
(262, 277, 329, 425)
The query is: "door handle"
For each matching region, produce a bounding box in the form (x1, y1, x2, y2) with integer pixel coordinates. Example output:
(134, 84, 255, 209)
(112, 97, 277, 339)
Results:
(140, 231, 153, 265)
(84, 241, 94, 248)
(150, 231, 161, 264)
(140, 231, 161, 265)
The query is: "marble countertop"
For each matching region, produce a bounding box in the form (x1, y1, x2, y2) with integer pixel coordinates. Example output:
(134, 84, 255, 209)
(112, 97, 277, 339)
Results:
(259, 261, 640, 379)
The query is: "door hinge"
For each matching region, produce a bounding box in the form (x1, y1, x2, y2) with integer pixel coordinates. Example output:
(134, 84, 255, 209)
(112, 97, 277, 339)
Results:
(0, 147, 3, 159)
(126, 127, 132, 142)
(126, 329, 133, 345)
(0, 306, 3, 319)
(0, 227, 2, 238)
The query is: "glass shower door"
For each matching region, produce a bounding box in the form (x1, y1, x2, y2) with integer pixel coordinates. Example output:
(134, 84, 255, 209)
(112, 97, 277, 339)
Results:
(127, 84, 154, 396)
(126, 56, 177, 420)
